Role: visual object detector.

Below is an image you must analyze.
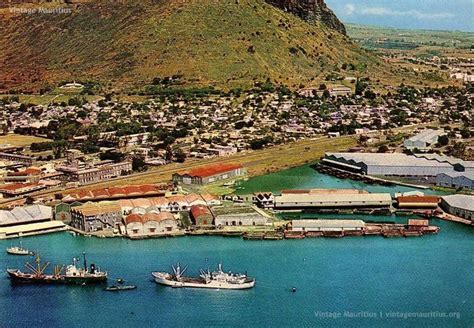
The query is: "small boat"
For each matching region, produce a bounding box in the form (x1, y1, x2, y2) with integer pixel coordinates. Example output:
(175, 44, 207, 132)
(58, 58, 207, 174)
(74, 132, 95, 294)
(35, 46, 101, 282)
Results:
(6, 242, 33, 256)
(104, 285, 137, 292)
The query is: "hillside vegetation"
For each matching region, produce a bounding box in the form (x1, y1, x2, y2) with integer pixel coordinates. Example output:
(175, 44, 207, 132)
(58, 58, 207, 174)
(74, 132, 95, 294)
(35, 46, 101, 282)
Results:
(0, 0, 438, 92)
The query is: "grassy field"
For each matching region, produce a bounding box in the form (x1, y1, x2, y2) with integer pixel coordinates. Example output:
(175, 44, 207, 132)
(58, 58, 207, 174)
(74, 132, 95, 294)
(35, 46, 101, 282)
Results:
(56, 135, 357, 197)
(0, 94, 102, 106)
(0, 134, 51, 147)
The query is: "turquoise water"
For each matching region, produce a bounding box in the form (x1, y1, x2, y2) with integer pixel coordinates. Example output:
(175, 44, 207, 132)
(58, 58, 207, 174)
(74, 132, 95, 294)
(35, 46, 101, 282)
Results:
(0, 222, 472, 327)
(236, 165, 444, 196)
(1, 169, 472, 327)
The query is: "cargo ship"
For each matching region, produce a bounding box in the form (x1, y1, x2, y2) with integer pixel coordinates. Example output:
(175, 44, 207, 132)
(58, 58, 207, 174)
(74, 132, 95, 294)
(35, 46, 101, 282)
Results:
(152, 263, 255, 290)
(7, 253, 107, 285)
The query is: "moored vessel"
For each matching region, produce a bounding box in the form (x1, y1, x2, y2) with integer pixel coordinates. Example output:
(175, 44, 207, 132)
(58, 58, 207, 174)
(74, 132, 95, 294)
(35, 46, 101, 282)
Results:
(152, 263, 255, 290)
(7, 252, 107, 285)
(6, 242, 33, 256)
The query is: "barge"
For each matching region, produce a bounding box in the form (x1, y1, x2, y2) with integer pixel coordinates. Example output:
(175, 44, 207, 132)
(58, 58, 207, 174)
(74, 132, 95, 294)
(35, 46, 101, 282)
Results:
(152, 263, 255, 290)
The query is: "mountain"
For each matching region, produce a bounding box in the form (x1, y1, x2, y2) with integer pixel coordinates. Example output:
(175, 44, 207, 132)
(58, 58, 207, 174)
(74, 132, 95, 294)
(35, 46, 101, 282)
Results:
(264, 0, 346, 35)
(0, 0, 424, 93)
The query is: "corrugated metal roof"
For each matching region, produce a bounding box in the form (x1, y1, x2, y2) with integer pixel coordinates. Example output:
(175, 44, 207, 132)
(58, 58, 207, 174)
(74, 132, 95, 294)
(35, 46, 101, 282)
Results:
(276, 193, 392, 204)
(442, 195, 474, 212)
(292, 220, 366, 229)
(326, 153, 453, 168)
(0, 205, 52, 226)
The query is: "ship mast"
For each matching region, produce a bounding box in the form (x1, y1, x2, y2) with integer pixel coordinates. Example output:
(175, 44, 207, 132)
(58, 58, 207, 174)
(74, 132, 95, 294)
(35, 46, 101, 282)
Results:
(83, 252, 87, 271)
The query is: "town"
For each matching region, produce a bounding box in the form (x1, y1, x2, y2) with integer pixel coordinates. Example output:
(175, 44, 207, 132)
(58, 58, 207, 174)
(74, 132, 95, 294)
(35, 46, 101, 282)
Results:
(0, 79, 472, 240)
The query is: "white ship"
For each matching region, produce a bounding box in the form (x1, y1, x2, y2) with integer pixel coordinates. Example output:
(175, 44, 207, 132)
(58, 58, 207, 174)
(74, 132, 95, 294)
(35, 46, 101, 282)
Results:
(152, 263, 255, 290)
(6, 242, 33, 256)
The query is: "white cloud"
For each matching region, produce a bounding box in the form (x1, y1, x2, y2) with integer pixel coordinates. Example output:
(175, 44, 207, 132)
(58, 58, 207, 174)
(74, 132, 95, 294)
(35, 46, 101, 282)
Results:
(344, 3, 455, 20)
(345, 4, 356, 15)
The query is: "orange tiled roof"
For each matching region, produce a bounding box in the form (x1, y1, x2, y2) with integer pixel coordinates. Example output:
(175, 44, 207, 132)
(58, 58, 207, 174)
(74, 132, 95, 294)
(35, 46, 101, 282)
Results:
(179, 163, 242, 179)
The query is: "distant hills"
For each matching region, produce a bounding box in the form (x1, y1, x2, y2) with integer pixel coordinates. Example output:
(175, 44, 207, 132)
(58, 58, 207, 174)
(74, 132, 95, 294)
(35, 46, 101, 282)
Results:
(0, 0, 438, 93)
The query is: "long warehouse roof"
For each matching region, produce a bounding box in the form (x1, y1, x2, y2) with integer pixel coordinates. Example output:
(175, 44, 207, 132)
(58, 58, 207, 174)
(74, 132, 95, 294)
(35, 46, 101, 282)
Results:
(442, 195, 474, 212)
(275, 193, 392, 203)
(326, 153, 453, 168)
(292, 220, 366, 229)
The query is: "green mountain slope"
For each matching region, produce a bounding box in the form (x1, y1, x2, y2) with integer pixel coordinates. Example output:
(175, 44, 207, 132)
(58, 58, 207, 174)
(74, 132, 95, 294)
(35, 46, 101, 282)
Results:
(0, 0, 430, 92)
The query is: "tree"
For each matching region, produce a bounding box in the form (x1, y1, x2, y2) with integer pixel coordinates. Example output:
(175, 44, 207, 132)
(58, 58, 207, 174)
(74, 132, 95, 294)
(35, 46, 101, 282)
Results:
(437, 135, 449, 147)
(175, 149, 187, 163)
(132, 156, 147, 172)
(377, 145, 389, 153)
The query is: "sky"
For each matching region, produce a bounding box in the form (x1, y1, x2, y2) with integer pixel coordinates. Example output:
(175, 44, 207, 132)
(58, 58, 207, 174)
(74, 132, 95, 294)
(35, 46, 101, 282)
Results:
(325, 0, 473, 32)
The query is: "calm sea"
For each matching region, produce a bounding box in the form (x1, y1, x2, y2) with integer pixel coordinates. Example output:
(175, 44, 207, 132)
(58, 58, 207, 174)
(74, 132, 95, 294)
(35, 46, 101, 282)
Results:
(1, 167, 472, 327)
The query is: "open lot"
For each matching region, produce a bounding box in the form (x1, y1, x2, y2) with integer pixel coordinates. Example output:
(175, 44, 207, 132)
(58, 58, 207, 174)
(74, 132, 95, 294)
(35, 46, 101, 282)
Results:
(0, 134, 51, 147)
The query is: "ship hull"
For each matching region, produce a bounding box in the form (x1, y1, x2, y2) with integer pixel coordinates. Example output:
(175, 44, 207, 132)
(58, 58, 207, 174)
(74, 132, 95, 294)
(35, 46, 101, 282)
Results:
(7, 269, 107, 285)
(152, 272, 255, 290)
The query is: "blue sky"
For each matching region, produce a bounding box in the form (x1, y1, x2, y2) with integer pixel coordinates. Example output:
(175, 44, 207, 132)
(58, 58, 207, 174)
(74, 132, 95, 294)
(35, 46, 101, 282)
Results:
(325, 0, 473, 31)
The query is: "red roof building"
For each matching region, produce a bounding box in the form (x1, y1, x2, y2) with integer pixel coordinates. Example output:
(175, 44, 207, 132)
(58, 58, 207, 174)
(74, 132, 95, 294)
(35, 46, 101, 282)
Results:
(173, 164, 245, 185)
(190, 205, 214, 226)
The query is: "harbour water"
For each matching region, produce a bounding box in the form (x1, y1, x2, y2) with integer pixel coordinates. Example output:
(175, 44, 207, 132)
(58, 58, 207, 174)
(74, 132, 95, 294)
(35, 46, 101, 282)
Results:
(235, 165, 444, 195)
(1, 168, 472, 327)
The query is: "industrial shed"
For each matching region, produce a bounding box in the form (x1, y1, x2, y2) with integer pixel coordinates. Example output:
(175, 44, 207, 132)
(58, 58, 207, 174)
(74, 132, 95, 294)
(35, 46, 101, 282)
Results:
(322, 153, 472, 177)
(396, 196, 440, 209)
(440, 195, 474, 223)
(190, 205, 214, 226)
(173, 163, 245, 185)
(291, 220, 366, 232)
(403, 129, 445, 151)
(124, 212, 179, 237)
(0, 205, 52, 227)
(213, 206, 270, 226)
(436, 172, 474, 190)
(274, 192, 393, 210)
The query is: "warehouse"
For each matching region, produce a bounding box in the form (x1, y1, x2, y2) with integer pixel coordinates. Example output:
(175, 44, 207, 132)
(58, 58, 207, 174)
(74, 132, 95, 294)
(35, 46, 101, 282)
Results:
(440, 195, 474, 223)
(190, 205, 214, 226)
(274, 192, 392, 210)
(403, 129, 445, 151)
(291, 220, 366, 232)
(173, 163, 245, 185)
(70, 201, 122, 233)
(436, 172, 474, 190)
(124, 212, 179, 238)
(213, 206, 270, 227)
(0, 204, 53, 227)
(322, 153, 471, 177)
(396, 196, 440, 209)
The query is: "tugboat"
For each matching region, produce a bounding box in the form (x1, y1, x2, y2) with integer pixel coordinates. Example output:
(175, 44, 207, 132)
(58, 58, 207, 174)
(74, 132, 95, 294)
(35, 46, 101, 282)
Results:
(104, 279, 137, 292)
(152, 263, 255, 290)
(6, 241, 33, 256)
(7, 252, 107, 285)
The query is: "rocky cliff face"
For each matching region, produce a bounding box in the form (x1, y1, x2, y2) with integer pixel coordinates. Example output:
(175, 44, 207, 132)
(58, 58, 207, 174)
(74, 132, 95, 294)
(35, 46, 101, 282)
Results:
(265, 0, 346, 35)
